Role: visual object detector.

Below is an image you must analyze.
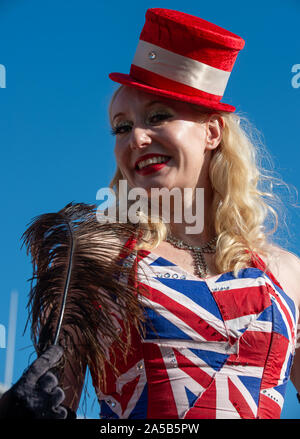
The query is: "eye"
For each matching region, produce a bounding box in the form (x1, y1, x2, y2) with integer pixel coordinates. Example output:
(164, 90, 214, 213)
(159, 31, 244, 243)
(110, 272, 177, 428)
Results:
(148, 112, 172, 124)
(111, 122, 133, 136)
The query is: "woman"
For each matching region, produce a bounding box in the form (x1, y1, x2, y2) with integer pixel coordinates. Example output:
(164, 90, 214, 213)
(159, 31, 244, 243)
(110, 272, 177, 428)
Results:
(93, 8, 300, 419)
(98, 84, 300, 419)
(1, 7, 300, 419)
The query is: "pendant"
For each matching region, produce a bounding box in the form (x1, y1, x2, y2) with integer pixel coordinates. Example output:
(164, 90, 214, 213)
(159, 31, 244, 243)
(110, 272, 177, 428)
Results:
(192, 250, 207, 278)
(166, 234, 217, 279)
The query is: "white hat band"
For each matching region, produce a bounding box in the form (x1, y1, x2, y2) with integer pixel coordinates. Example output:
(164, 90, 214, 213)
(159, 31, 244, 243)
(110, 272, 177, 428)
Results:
(132, 40, 231, 97)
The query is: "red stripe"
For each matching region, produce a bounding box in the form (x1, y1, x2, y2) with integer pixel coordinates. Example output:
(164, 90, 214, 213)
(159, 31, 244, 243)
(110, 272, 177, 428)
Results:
(266, 282, 295, 342)
(228, 377, 256, 419)
(261, 333, 289, 388)
(174, 348, 213, 389)
(118, 375, 141, 414)
(118, 234, 138, 259)
(90, 319, 143, 395)
(130, 65, 223, 101)
(227, 330, 272, 368)
(213, 284, 271, 321)
(257, 394, 281, 419)
(139, 281, 227, 342)
(143, 343, 179, 418)
(184, 381, 217, 419)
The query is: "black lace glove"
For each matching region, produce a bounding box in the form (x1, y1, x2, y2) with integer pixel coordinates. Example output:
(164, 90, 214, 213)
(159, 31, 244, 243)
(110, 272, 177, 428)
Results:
(0, 345, 73, 419)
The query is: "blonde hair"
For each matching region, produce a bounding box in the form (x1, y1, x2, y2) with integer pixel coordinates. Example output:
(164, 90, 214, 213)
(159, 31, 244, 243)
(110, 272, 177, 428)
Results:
(108, 85, 294, 278)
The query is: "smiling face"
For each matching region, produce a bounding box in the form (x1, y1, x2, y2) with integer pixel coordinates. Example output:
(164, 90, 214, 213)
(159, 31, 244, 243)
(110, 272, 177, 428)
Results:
(110, 86, 223, 197)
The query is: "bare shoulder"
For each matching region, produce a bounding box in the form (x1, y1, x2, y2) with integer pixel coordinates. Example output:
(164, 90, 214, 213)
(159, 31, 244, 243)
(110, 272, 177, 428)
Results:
(260, 243, 300, 310)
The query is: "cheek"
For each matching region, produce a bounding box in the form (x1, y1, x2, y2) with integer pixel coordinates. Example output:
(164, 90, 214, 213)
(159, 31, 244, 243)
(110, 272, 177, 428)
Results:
(178, 121, 205, 142)
(165, 121, 204, 149)
(166, 124, 206, 162)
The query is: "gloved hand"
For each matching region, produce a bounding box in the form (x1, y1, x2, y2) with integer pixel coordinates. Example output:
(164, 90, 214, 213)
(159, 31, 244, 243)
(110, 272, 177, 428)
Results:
(0, 345, 69, 419)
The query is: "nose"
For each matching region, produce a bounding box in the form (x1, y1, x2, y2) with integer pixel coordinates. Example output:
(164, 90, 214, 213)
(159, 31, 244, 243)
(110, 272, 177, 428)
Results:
(129, 126, 152, 150)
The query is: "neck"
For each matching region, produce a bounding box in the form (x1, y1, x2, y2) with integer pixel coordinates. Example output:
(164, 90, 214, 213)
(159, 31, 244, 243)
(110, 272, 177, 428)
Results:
(168, 224, 216, 247)
(166, 184, 216, 246)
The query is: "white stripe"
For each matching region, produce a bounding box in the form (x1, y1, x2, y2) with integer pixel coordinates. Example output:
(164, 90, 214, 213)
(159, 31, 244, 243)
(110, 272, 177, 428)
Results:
(215, 374, 241, 419)
(117, 361, 147, 418)
(225, 313, 259, 338)
(219, 363, 264, 378)
(132, 40, 231, 96)
(139, 295, 207, 342)
(261, 387, 284, 409)
(159, 345, 206, 418)
(139, 257, 228, 334)
(145, 251, 222, 282)
(264, 274, 298, 327)
(229, 375, 258, 417)
(138, 258, 228, 338)
(206, 273, 267, 293)
(264, 275, 298, 339)
(225, 314, 272, 337)
(160, 345, 215, 377)
(270, 294, 294, 347)
(97, 360, 147, 419)
(175, 346, 220, 377)
(143, 338, 238, 355)
(245, 319, 273, 333)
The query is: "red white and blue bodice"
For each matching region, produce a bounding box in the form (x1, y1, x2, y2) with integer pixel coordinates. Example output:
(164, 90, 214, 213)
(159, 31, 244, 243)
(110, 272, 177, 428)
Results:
(92, 238, 298, 419)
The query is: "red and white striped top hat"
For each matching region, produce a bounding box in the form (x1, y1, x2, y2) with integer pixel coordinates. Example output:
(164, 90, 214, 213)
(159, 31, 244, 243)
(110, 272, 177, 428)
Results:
(109, 8, 245, 112)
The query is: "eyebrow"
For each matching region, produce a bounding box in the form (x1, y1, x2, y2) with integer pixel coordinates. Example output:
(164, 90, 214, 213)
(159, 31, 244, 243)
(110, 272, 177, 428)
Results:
(112, 100, 169, 123)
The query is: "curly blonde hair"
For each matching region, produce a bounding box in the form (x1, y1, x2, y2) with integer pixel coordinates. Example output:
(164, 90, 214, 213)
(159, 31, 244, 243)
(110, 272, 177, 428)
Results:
(108, 85, 293, 278)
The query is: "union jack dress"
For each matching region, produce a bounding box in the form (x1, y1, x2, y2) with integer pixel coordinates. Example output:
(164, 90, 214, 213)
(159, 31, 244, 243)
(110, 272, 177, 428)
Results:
(91, 236, 299, 419)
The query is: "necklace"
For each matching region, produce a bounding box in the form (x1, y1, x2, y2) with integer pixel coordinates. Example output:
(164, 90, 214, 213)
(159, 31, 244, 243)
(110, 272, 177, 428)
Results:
(166, 234, 218, 278)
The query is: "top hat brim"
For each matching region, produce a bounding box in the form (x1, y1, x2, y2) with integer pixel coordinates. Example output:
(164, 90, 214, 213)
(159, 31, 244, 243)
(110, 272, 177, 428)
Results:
(109, 72, 236, 113)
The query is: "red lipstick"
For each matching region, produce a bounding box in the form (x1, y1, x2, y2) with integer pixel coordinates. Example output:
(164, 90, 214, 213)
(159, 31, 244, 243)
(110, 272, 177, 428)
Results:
(134, 153, 171, 176)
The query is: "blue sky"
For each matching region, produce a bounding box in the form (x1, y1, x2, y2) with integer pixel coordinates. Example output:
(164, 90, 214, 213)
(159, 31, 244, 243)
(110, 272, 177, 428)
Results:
(0, 0, 300, 419)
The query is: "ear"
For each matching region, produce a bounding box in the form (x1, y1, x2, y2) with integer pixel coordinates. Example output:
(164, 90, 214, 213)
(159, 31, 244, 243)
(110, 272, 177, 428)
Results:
(205, 114, 224, 151)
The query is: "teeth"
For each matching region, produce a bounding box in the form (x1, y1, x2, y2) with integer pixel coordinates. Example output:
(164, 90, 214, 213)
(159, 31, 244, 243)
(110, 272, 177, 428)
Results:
(137, 156, 170, 170)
